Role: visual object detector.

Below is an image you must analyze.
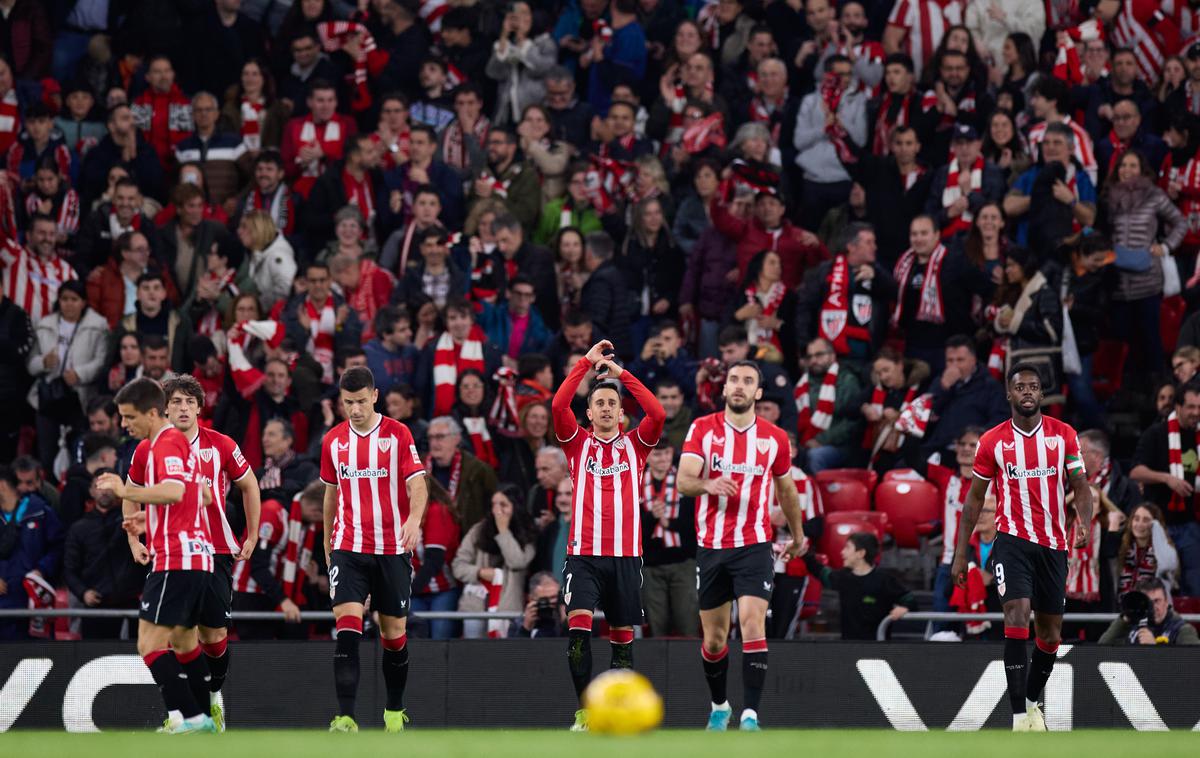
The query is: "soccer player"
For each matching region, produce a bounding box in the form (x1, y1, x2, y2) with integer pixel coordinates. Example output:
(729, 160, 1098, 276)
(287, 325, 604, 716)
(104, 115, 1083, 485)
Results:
(95, 377, 216, 734)
(321, 366, 427, 733)
(162, 375, 261, 731)
(951, 363, 1093, 731)
(676, 361, 807, 731)
(550, 340, 666, 732)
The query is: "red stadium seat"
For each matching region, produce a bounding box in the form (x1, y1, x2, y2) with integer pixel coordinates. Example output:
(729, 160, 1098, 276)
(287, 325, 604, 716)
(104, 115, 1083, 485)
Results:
(815, 468, 879, 493)
(1091, 340, 1128, 401)
(821, 511, 888, 568)
(882, 468, 924, 483)
(1161, 295, 1187, 355)
(814, 478, 871, 513)
(874, 480, 941, 550)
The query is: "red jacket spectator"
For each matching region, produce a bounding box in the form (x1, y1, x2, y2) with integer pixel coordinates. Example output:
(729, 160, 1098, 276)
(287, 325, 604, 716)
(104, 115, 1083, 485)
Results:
(131, 84, 192, 165)
(280, 112, 357, 199)
(709, 196, 827, 289)
(85, 258, 181, 329)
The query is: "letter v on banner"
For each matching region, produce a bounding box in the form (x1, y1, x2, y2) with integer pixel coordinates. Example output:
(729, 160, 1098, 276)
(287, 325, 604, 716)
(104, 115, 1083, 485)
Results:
(1098, 662, 1169, 731)
(0, 658, 53, 731)
(856, 660, 928, 730)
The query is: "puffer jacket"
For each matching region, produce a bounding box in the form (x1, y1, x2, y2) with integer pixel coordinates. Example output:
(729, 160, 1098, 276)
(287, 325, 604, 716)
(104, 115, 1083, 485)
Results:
(485, 34, 558, 125)
(1105, 178, 1185, 301)
(27, 308, 110, 410)
(452, 520, 536, 616)
(248, 233, 298, 311)
(995, 271, 1063, 352)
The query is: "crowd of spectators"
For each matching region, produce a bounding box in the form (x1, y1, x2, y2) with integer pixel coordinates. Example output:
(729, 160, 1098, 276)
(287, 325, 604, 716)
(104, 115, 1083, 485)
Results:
(2, 0, 1200, 644)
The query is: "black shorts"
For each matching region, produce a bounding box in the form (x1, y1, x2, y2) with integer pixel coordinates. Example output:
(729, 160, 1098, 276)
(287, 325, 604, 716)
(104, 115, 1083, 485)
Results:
(197, 555, 234, 629)
(140, 570, 210, 627)
(986, 532, 1068, 614)
(329, 550, 413, 618)
(562, 556, 644, 628)
(697, 543, 775, 611)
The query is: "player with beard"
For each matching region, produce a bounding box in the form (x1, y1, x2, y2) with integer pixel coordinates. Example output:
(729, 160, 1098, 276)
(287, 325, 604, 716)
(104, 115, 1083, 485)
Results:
(677, 361, 807, 731)
(952, 363, 1093, 731)
(550, 339, 666, 732)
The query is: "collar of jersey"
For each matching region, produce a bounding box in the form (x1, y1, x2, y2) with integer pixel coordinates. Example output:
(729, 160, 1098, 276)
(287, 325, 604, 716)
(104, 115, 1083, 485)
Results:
(349, 415, 383, 438)
(589, 430, 621, 445)
(724, 417, 757, 434)
(1010, 419, 1043, 438)
(150, 423, 171, 445)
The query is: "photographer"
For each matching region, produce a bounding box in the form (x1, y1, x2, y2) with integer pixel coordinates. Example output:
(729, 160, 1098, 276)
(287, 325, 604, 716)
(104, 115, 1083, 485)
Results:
(508, 571, 566, 638)
(1098, 578, 1200, 645)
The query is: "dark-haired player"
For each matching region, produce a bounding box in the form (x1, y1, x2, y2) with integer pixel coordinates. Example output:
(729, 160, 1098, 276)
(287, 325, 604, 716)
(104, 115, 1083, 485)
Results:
(677, 360, 806, 731)
(952, 363, 1092, 731)
(162, 374, 261, 731)
(321, 366, 427, 733)
(95, 377, 216, 734)
(550, 340, 666, 732)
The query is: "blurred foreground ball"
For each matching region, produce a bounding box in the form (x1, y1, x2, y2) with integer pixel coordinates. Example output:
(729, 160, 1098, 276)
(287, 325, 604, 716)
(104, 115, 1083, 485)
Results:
(583, 670, 664, 735)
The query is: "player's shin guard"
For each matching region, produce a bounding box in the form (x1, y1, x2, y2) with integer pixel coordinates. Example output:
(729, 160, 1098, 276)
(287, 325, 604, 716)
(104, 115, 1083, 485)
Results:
(567, 615, 593, 702)
(1003, 626, 1030, 716)
(175, 645, 212, 717)
(741, 638, 768, 714)
(201, 637, 229, 693)
(145, 649, 202, 719)
(1026, 637, 1060, 705)
(609, 628, 634, 669)
(333, 616, 363, 718)
(381, 635, 409, 711)
(701, 643, 729, 706)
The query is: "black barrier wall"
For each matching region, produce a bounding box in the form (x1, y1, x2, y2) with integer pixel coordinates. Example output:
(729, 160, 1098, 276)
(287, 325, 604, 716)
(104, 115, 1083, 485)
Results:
(1, 641, 1197, 731)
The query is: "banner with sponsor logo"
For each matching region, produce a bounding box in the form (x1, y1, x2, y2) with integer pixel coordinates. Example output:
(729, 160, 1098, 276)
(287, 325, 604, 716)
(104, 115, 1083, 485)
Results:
(1, 641, 1196, 731)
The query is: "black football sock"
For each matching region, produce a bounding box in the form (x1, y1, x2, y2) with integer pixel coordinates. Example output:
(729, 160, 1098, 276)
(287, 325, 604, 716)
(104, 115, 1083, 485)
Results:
(742, 638, 768, 714)
(334, 617, 362, 718)
(1026, 637, 1060, 705)
(201, 638, 229, 693)
(567, 619, 593, 703)
(381, 635, 409, 711)
(145, 649, 202, 719)
(701, 643, 729, 706)
(1004, 627, 1029, 716)
(609, 628, 634, 669)
(175, 647, 212, 716)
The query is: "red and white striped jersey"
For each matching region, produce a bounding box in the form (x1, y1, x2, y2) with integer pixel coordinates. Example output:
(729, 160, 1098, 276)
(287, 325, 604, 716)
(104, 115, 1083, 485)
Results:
(413, 500, 460, 594)
(231, 497, 288, 594)
(188, 426, 250, 555)
(771, 465, 823, 575)
(1109, 0, 1182, 84)
(551, 358, 666, 558)
(319, 415, 425, 554)
(0, 241, 77, 324)
(129, 425, 214, 573)
(682, 413, 792, 550)
(1165, 0, 1200, 44)
(972, 416, 1085, 551)
(1027, 116, 1098, 184)
(886, 0, 963, 79)
(926, 463, 971, 564)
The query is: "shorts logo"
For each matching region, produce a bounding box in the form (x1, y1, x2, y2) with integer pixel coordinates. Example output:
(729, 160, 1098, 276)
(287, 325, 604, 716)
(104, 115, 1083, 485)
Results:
(763, 581, 772, 592)
(378, 438, 392, 453)
(756, 440, 770, 454)
(997, 582, 1006, 597)
(140, 601, 150, 611)
(198, 448, 213, 463)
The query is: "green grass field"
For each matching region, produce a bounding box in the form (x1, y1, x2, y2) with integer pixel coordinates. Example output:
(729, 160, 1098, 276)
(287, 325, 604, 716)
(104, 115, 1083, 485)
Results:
(2, 729, 1197, 758)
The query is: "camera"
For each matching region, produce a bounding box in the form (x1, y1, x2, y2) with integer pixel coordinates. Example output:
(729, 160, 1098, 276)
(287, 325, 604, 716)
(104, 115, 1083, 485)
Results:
(1119, 590, 1152, 629)
(536, 596, 557, 623)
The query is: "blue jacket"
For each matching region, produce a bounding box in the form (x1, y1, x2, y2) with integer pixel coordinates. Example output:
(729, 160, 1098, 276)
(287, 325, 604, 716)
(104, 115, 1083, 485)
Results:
(0, 494, 64, 610)
(587, 21, 647, 114)
(363, 338, 419, 396)
(478, 301, 552, 358)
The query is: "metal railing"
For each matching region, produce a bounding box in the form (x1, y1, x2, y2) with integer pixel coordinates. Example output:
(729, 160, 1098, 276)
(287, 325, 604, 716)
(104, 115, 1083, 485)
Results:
(0, 608, 526, 621)
(875, 611, 1200, 641)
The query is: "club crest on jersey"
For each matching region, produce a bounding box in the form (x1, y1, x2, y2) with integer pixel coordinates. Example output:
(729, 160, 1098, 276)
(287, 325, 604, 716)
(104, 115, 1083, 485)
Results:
(756, 439, 771, 454)
(1046, 438, 1058, 450)
(710, 454, 766, 476)
(198, 448, 213, 463)
(584, 457, 631, 477)
(378, 437, 393, 453)
(1005, 462, 1057, 479)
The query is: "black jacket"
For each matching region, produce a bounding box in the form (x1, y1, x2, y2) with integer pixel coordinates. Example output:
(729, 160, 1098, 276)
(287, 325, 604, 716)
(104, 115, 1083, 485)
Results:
(303, 162, 387, 259)
(498, 242, 560, 332)
(0, 297, 32, 410)
(580, 260, 636, 358)
(841, 149, 933, 268)
(77, 133, 166, 211)
(75, 205, 162, 276)
(57, 462, 95, 528)
(63, 507, 146, 606)
(923, 364, 1009, 457)
(619, 233, 686, 318)
(795, 258, 898, 362)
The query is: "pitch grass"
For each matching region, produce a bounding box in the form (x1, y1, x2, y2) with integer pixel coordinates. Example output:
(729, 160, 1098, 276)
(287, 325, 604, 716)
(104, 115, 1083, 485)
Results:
(2, 729, 1197, 758)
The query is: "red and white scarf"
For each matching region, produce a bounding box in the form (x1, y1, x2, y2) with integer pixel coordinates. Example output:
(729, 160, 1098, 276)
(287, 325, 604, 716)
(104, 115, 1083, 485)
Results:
(1120, 542, 1161, 595)
(432, 327, 486, 417)
(442, 116, 489, 172)
(303, 298, 337, 382)
(794, 362, 839, 444)
(902, 164, 926, 191)
(419, 0, 450, 37)
(1066, 513, 1103, 601)
(317, 21, 379, 111)
(818, 255, 871, 355)
(228, 319, 285, 397)
(428, 450, 463, 498)
(240, 98, 265, 150)
(873, 91, 911, 156)
(941, 156, 983, 238)
(489, 366, 520, 435)
(1090, 457, 1113, 496)
(462, 416, 498, 467)
(25, 189, 80, 237)
(749, 90, 788, 146)
(342, 170, 376, 231)
(558, 198, 575, 230)
(465, 567, 507, 638)
(1167, 410, 1199, 513)
(195, 268, 239, 336)
(862, 384, 917, 449)
(244, 185, 294, 235)
(0, 89, 20, 156)
(891, 244, 948, 327)
(281, 494, 316, 604)
(1161, 148, 1200, 251)
(297, 119, 343, 179)
(1106, 129, 1132, 177)
(746, 282, 786, 352)
(482, 164, 521, 199)
(821, 72, 857, 164)
(894, 392, 933, 439)
(643, 468, 681, 547)
(665, 82, 687, 147)
(108, 209, 140, 240)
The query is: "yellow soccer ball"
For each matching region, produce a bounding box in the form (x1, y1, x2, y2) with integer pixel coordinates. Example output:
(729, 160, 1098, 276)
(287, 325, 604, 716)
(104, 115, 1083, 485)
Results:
(583, 669, 664, 735)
